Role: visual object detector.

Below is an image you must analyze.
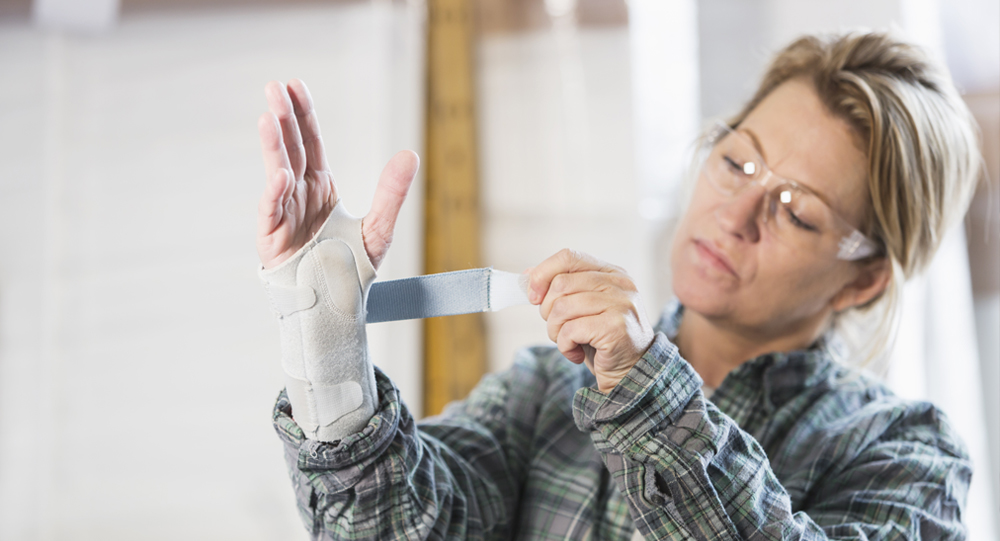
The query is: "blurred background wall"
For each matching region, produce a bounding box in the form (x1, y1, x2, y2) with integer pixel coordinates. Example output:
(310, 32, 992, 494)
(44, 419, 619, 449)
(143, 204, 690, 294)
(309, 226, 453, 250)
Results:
(0, 1, 425, 539)
(0, 0, 996, 539)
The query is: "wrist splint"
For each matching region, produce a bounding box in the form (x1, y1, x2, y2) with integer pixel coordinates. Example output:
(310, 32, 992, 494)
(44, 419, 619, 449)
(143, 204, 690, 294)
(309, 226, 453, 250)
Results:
(260, 200, 530, 442)
(259, 201, 378, 442)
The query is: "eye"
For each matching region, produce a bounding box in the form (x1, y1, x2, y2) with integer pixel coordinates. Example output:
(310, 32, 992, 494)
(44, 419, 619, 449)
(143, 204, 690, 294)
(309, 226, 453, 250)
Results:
(723, 156, 746, 175)
(784, 207, 819, 232)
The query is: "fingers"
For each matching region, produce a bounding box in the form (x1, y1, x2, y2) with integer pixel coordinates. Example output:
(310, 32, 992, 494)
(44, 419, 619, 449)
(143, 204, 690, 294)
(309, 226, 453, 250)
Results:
(556, 317, 598, 364)
(528, 249, 622, 305)
(362, 150, 420, 269)
(257, 167, 291, 238)
(265, 81, 307, 180)
(554, 313, 622, 369)
(258, 111, 294, 202)
(538, 270, 635, 320)
(544, 288, 638, 356)
(528, 253, 652, 391)
(287, 79, 332, 176)
(554, 307, 650, 392)
(544, 290, 614, 343)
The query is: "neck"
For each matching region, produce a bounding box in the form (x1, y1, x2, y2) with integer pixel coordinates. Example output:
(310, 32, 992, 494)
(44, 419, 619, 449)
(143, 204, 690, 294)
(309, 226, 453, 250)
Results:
(674, 309, 828, 388)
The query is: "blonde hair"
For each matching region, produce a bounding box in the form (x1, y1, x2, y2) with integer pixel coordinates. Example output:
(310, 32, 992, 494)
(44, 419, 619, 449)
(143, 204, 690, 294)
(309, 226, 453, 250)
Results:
(727, 31, 982, 365)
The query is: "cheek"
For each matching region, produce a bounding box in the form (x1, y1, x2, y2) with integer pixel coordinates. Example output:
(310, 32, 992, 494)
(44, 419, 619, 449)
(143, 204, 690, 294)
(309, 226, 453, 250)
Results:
(751, 255, 849, 316)
(669, 212, 744, 313)
(670, 185, 716, 255)
(669, 217, 690, 271)
(668, 209, 706, 283)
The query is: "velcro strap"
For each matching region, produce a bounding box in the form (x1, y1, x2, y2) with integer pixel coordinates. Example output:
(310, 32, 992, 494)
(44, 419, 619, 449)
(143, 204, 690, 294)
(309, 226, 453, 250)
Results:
(313, 382, 364, 426)
(284, 375, 364, 428)
(488, 270, 531, 312)
(267, 284, 317, 317)
(267, 267, 530, 322)
(365, 268, 530, 323)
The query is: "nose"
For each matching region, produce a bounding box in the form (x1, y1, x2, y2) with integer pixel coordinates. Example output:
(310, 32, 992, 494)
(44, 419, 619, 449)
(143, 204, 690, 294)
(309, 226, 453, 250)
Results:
(714, 183, 765, 242)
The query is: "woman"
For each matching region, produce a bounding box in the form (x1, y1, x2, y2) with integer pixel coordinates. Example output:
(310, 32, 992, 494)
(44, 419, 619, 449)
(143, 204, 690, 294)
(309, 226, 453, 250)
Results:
(255, 31, 980, 539)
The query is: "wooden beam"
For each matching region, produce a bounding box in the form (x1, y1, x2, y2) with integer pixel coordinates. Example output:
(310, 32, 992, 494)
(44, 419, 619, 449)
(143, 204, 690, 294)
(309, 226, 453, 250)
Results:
(423, 0, 485, 416)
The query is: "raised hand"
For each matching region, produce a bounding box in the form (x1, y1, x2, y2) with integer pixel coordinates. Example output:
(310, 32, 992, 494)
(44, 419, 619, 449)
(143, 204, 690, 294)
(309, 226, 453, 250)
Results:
(256, 79, 418, 270)
(527, 249, 655, 393)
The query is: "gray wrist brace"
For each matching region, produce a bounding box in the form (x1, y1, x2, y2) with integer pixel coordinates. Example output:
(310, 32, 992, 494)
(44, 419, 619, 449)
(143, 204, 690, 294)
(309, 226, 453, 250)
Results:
(259, 201, 377, 442)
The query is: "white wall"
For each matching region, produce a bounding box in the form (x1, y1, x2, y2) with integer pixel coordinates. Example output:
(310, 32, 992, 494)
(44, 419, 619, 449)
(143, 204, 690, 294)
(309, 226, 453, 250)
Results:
(477, 24, 641, 372)
(476, 14, 699, 373)
(0, 3, 424, 539)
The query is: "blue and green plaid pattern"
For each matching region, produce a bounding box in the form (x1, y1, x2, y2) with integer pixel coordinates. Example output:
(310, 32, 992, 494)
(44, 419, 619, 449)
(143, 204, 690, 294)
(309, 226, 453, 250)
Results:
(272, 302, 970, 539)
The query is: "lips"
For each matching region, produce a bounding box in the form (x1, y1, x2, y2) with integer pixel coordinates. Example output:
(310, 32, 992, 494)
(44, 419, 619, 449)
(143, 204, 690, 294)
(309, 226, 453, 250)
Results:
(694, 239, 738, 277)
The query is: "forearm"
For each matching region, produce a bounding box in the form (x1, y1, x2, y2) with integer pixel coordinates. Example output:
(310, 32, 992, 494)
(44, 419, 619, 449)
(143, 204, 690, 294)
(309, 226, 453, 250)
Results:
(573, 333, 969, 540)
(572, 334, 778, 539)
(273, 366, 520, 540)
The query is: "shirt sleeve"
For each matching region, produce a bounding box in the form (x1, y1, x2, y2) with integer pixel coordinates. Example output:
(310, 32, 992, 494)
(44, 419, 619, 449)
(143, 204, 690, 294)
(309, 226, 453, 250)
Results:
(572, 332, 972, 540)
(272, 360, 530, 540)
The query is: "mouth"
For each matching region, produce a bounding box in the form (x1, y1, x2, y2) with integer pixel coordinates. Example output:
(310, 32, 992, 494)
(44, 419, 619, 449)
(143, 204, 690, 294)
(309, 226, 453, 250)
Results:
(693, 239, 738, 277)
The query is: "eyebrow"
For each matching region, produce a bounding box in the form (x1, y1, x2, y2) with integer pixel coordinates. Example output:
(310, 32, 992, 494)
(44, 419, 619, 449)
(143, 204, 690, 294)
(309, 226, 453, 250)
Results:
(737, 127, 850, 219)
(739, 127, 768, 164)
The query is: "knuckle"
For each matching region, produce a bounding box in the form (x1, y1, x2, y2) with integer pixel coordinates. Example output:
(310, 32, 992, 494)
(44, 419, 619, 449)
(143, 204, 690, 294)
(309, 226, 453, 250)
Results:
(603, 273, 636, 296)
(604, 264, 626, 279)
(558, 318, 576, 338)
(547, 321, 560, 343)
(608, 309, 631, 332)
(558, 248, 579, 264)
(551, 273, 569, 294)
(550, 295, 569, 319)
(607, 325, 628, 346)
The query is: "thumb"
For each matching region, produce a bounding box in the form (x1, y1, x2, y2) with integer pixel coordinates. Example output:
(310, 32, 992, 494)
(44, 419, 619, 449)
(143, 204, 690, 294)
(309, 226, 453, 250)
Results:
(363, 150, 420, 269)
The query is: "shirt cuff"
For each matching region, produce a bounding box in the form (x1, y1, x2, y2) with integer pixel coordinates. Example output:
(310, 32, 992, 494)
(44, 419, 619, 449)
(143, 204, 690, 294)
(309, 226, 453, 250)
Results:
(272, 366, 404, 492)
(571, 333, 703, 452)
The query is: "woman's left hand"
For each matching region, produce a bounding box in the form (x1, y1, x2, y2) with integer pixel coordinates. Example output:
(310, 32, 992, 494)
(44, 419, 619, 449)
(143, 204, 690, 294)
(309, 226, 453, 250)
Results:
(527, 249, 655, 393)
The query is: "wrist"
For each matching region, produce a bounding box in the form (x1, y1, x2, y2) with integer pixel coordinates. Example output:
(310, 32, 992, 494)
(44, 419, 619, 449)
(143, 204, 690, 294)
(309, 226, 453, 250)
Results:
(597, 338, 655, 393)
(260, 201, 378, 442)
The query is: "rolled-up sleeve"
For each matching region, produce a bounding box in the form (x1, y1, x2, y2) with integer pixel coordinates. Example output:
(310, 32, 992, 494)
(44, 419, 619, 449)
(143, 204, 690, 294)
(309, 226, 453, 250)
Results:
(572, 332, 971, 540)
(273, 364, 520, 540)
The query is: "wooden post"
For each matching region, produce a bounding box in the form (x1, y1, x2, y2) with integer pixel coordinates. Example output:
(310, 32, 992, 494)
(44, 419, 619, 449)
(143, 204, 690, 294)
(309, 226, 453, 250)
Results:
(423, 0, 485, 416)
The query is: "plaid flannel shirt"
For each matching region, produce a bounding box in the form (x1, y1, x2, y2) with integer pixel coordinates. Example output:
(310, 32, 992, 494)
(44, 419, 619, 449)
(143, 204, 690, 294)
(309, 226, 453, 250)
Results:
(272, 303, 971, 540)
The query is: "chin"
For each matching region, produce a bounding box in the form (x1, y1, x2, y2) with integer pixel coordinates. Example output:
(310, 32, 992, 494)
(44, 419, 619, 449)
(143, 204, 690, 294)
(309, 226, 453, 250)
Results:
(671, 254, 735, 319)
(670, 240, 738, 316)
(674, 276, 729, 318)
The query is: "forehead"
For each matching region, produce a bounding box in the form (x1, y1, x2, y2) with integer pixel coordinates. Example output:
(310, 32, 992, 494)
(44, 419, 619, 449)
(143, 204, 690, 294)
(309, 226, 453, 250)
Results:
(739, 79, 869, 227)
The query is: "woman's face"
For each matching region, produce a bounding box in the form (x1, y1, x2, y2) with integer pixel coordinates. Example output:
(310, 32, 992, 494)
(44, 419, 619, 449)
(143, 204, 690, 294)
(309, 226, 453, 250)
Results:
(670, 78, 870, 337)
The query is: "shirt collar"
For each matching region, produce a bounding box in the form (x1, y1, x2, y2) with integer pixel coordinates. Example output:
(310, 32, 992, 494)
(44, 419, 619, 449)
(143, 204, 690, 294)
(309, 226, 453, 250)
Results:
(654, 300, 838, 411)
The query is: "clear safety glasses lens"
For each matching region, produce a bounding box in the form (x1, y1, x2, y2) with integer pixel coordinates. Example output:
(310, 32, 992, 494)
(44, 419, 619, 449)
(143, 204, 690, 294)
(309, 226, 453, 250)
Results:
(702, 122, 879, 261)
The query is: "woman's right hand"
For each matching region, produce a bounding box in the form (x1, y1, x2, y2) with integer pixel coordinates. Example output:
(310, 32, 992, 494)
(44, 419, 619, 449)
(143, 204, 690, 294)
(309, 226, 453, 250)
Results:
(527, 249, 655, 393)
(256, 79, 418, 270)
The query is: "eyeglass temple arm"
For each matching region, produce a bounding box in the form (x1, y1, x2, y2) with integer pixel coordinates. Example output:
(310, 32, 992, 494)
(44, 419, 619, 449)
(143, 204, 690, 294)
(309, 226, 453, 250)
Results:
(837, 230, 879, 260)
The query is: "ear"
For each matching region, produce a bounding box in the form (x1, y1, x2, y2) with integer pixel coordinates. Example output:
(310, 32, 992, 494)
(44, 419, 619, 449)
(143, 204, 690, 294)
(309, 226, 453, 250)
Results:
(830, 257, 892, 312)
